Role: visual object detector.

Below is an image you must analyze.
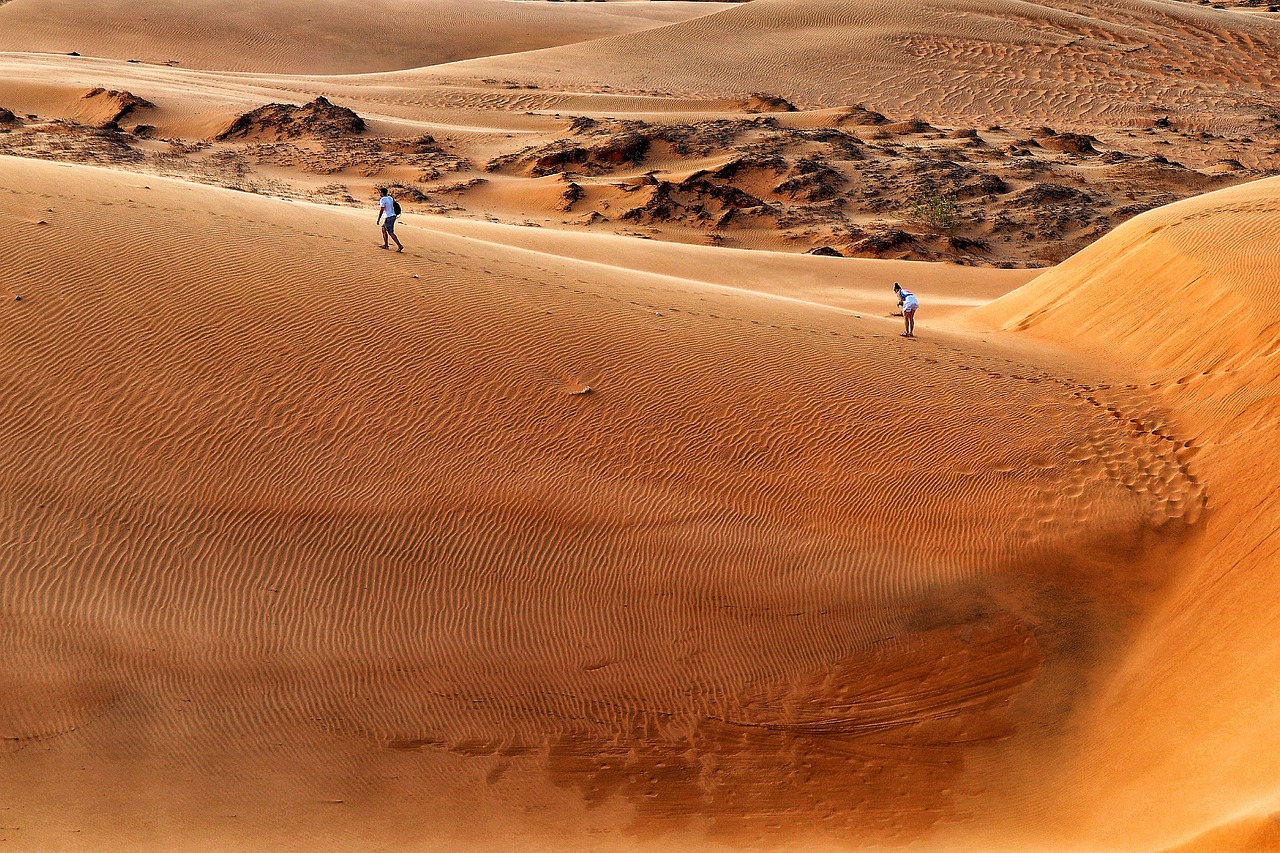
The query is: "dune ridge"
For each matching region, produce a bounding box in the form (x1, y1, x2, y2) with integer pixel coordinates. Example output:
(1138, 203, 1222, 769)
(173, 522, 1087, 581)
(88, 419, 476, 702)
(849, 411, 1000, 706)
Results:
(975, 176, 1280, 848)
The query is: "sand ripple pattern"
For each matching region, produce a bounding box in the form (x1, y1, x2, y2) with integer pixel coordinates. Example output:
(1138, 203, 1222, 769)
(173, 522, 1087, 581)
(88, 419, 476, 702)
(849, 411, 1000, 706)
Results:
(0, 158, 1203, 848)
(446, 0, 1280, 137)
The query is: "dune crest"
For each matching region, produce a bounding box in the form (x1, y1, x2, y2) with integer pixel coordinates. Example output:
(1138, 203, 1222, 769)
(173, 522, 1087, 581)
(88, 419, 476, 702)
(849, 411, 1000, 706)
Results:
(976, 175, 1280, 847)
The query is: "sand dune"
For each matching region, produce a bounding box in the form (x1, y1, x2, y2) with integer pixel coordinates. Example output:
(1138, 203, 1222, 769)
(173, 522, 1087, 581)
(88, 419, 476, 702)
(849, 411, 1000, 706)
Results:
(974, 176, 1280, 849)
(3, 0, 1280, 848)
(0, 155, 1215, 850)
(0, 0, 734, 73)
(444, 0, 1280, 135)
(0, 47, 1260, 267)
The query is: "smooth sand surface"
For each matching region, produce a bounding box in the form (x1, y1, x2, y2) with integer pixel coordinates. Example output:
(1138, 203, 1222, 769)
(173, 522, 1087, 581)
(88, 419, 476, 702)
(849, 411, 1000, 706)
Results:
(0, 0, 734, 73)
(412, 215, 1039, 315)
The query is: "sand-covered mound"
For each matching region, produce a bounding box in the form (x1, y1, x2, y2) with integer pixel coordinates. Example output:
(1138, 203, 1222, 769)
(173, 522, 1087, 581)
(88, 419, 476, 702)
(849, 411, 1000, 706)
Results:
(0, 0, 734, 73)
(975, 176, 1280, 849)
(74, 87, 154, 129)
(0, 155, 1209, 850)
(977, 175, 1280, 377)
(447, 0, 1280, 134)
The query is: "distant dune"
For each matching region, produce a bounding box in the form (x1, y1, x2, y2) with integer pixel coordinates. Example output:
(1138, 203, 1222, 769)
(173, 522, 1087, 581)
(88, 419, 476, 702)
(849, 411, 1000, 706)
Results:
(0, 0, 734, 73)
(1, 0, 1275, 265)
(444, 0, 1280, 133)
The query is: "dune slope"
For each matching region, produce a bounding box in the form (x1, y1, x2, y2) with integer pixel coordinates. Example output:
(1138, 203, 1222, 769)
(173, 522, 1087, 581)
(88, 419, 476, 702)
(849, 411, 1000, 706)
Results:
(976, 176, 1280, 849)
(0, 156, 1205, 850)
(1, 0, 1275, 268)
(0, 0, 733, 73)
(443, 0, 1280, 134)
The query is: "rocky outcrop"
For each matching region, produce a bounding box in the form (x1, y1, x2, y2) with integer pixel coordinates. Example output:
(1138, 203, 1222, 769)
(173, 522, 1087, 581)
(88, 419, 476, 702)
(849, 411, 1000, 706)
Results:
(216, 96, 365, 141)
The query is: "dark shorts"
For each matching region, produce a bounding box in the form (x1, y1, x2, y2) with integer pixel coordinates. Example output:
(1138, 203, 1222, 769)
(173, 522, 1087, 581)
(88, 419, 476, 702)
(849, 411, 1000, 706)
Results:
(383, 215, 397, 233)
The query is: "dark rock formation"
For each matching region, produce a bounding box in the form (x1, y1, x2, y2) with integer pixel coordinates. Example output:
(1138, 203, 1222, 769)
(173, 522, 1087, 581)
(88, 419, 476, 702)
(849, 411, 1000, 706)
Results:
(216, 96, 365, 141)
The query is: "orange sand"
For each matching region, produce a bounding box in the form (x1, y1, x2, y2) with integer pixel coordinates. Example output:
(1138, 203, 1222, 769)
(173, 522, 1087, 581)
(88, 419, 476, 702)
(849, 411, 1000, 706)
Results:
(973, 176, 1280, 851)
(0, 0, 733, 73)
(442, 0, 1280, 136)
(2, 0, 1275, 265)
(2, 1, 1279, 851)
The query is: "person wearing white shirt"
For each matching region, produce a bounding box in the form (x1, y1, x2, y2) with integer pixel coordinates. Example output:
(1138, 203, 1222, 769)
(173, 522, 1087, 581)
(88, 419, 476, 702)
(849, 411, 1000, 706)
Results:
(894, 282, 919, 337)
(377, 186, 404, 252)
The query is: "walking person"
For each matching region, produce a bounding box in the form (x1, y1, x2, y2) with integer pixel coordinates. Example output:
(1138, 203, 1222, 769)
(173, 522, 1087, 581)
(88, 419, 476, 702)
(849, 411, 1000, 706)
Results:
(894, 282, 918, 337)
(377, 186, 404, 252)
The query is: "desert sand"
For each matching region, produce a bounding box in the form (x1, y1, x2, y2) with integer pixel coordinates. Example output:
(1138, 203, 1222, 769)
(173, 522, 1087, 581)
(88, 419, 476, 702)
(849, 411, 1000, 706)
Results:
(0, 0, 736, 73)
(1, 1, 1279, 851)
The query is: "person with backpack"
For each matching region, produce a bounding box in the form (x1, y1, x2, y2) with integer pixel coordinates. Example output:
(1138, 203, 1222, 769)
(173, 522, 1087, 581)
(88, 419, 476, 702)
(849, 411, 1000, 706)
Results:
(893, 282, 918, 337)
(377, 186, 404, 252)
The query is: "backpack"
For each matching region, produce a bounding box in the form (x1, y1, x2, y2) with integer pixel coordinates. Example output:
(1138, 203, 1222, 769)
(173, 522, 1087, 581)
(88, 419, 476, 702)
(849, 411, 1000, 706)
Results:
(392, 199, 402, 216)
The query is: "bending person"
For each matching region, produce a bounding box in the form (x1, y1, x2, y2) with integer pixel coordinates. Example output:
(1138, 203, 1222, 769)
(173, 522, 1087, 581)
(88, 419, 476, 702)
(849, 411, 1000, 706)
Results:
(893, 282, 918, 337)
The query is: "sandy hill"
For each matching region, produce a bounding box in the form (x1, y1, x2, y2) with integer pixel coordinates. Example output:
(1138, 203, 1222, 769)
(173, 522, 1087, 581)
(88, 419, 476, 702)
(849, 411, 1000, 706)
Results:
(974, 175, 1280, 850)
(1, 0, 1278, 847)
(441, 0, 1280, 135)
(0, 155, 1217, 851)
(0, 0, 733, 73)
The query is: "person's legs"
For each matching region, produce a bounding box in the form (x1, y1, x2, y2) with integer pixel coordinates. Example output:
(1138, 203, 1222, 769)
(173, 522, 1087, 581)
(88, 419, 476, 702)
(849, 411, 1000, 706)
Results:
(386, 218, 403, 252)
(381, 222, 390, 249)
(904, 309, 916, 337)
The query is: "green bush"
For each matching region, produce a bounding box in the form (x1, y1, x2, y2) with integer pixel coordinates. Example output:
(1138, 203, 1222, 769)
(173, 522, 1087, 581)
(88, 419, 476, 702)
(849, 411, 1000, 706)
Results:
(904, 192, 961, 233)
